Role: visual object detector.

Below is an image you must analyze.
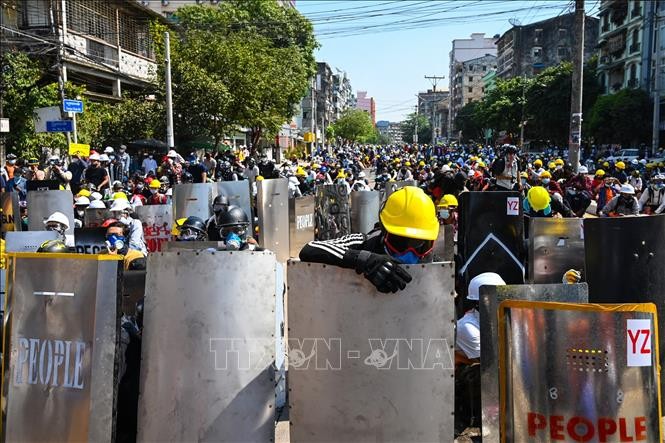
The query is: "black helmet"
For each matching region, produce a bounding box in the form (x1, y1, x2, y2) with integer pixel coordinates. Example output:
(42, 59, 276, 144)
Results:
(213, 194, 229, 214)
(37, 239, 68, 253)
(216, 205, 250, 239)
(181, 171, 193, 183)
(178, 216, 207, 241)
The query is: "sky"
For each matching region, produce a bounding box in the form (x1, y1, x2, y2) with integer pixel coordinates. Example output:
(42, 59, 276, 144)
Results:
(296, 0, 601, 123)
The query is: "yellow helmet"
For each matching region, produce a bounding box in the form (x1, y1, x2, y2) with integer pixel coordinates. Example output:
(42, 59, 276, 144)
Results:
(113, 192, 128, 200)
(77, 189, 91, 198)
(256, 175, 264, 181)
(419, 160, 425, 167)
(149, 179, 161, 189)
(405, 161, 411, 167)
(595, 169, 606, 177)
(616, 161, 626, 170)
(647, 163, 655, 169)
(527, 186, 551, 211)
(659, 162, 664, 167)
(337, 170, 347, 179)
(520, 171, 528, 178)
(476, 161, 486, 168)
(603, 161, 610, 168)
(380, 186, 438, 241)
(295, 167, 306, 177)
(540, 171, 552, 179)
(555, 158, 564, 166)
(440, 194, 458, 208)
(171, 217, 187, 236)
(534, 159, 543, 167)
(548, 162, 556, 170)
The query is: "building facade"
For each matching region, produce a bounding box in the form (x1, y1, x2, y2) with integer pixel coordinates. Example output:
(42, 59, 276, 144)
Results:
(418, 90, 449, 143)
(388, 121, 404, 144)
(2, 0, 166, 100)
(140, 0, 294, 20)
(332, 71, 353, 121)
(448, 33, 497, 138)
(355, 91, 376, 126)
(496, 13, 599, 79)
(450, 54, 496, 135)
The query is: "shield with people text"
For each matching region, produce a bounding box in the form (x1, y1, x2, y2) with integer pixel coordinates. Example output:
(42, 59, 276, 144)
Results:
(289, 196, 315, 258)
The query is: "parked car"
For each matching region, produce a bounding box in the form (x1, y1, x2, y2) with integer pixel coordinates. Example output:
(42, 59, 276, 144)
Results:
(606, 149, 640, 163)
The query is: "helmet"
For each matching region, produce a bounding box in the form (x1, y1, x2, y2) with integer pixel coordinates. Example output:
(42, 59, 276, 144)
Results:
(337, 170, 347, 179)
(358, 171, 366, 179)
(534, 159, 543, 167)
(149, 179, 161, 189)
(578, 166, 588, 174)
(172, 217, 187, 236)
(440, 194, 458, 208)
(75, 196, 90, 207)
(380, 186, 438, 241)
(527, 186, 551, 211)
(37, 239, 69, 253)
(28, 157, 39, 165)
(548, 162, 556, 170)
(520, 171, 528, 178)
(159, 176, 170, 184)
(295, 167, 306, 177)
(44, 211, 70, 231)
(89, 200, 106, 209)
(213, 194, 229, 213)
(216, 205, 250, 228)
(104, 146, 114, 154)
(540, 171, 552, 179)
(256, 175, 265, 181)
(113, 192, 128, 200)
(504, 145, 518, 154)
(110, 199, 131, 212)
(555, 159, 564, 166)
(595, 169, 606, 177)
(405, 161, 411, 167)
(603, 161, 610, 168)
(99, 154, 110, 162)
(90, 192, 103, 201)
(178, 216, 207, 241)
(476, 161, 486, 168)
(89, 153, 101, 161)
(619, 184, 635, 195)
(77, 189, 91, 198)
(167, 150, 178, 158)
(616, 161, 626, 170)
(467, 272, 506, 301)
(101, 218, 120, 228)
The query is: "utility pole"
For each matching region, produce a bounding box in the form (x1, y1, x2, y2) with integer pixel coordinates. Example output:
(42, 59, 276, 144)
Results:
(413, 103, 419, 144)
(164, 31, 175, 149)
(424, 75, 446, 93)
(519, 74, 526, 148)
(51, 2, 71, 149)
(424, 75, 445, 144)
(652, 6, 662, 157)
(568, 0, 585, 172)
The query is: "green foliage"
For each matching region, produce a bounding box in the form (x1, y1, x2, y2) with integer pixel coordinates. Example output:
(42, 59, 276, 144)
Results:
(400, 113, 431, 144)
(455, 101, 485, 141)
(587, 88, 652, 145)
(329, 109, 375, 143)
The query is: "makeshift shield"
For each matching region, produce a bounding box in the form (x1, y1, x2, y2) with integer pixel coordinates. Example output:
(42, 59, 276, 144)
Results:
(84, 208, 113, 228)
(135, 205, 172, 253)
(499, 301, 661, 443)
(74, 228, 108, 254)
(382, 180, 417, 202)
(458, 192, 525, 289)
(137, 251, 276, 442)
(528, 217, 585, 284)
(214, 181, 253, 225)
(479, 283, 589, 443)
(433, 224, 454, 262)
(257, 178, 289, 262)
(289, 196, 315, 258)
(2, 253, 122, 442)
(314, 184, 350, 240)
(27, 190, 75, 237)
(4, 231, 59, 253)
(287, 261, 456, 442)
(173, 183, 212, 222)
(350, 190, 380, 234)
(1, 191, 20, 232)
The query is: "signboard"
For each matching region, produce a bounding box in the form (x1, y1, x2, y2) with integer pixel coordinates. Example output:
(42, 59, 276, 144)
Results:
(33, 106, 62, 133)
(2, 253, 122, 441)
(498, 301, 661, 443)
(63, 99, 84, 113)
(135, 205, 172, 253)
(303, 132, 314, 143)
(46, 120, 74, 133)
(257, 178, 289, 262)
(69, 142, 90, 157)
(288, 261, 456, 442)
(289, 195, 315, 258)
(0, 117, 8, 133)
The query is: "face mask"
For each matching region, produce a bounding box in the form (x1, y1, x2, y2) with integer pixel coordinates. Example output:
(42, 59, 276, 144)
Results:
(76, 209, 85, 218)
(119, 216, 131, 226)
(225, 232, 242, 251)
(8, 160, 16, 165)
(150, 189, 158, 195)
(148, 155, 153, 159)
(46, 223, 66, 236)
(542, 179, 550, 185)
(389, 250, 421, 265)
(439, 209, 450, 219)
(136, 184, 144, 192)
(106, 234, 125, 251)
(568, 189, 577, 195)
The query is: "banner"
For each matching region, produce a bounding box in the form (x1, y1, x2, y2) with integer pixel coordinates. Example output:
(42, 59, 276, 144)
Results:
(68, 143, 90, 157)
(135, 205, 172, 253)
(1, 191, 20, 232)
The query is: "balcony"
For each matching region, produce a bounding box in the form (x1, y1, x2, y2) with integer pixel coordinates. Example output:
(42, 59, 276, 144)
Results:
(629, 43, 640, 54)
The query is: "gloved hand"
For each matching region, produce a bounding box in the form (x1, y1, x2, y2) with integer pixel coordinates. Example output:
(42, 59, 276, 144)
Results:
(562, 269, 582, 284)
(353, 250, 413, 293)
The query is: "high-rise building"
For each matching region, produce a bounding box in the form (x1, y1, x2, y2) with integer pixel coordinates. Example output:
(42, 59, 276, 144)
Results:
(448, 33, 497, 138)
(355, 91, 376, 125)
(418, 90, 449, 143)
(496, 13, 599, 79)
(450, 54, 497, 135)
(332, 71, 353, 120)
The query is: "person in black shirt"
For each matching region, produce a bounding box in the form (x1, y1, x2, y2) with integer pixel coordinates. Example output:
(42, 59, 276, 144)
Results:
(84, 153, 109, 190)
(187, 159, 208, 183)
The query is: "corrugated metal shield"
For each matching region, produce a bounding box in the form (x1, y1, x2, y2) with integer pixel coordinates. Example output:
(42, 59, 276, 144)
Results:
(350, 190, 380, 234)
(2, 253, 121, 442)
(433, 224, 454, 262)
(173, 183, 212, 221)
(5, 231, 59, 253)
(137, 251, 276, 442)
(314, 184, 350, 240)
(288, 261, 456, 442)
(289, 196, 315, 258)
(135, 205, 172, 252)
(499, 301, 661, 443)
(528, 217, 585, 284)
(84, 208, 113, 228)
(27, 190, 75, 236)
(214, 181, 253, 225)
(257, 178, 289, 262)
(479, 284, 589, 442)
(382, 180, 417, 202)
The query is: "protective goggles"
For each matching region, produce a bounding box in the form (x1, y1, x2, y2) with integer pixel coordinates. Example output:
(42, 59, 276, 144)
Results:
(384, 233, 433, 258)
(219, 225, 248, 239)
(179, 228, 204, 241)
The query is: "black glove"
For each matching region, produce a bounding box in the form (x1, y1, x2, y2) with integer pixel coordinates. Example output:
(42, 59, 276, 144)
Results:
(352, 250, 413, 293)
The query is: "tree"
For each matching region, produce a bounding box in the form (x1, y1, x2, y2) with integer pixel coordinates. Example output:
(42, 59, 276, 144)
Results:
(329, 109, 375, 143)
(587, 88, 652, 145)
(455, 101, 485, 142)
(400, 113, 431, 144)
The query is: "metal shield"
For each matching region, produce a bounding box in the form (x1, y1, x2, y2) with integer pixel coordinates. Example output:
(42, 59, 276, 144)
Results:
(84, 208, 113, 228)
(4, 231, 59, 253)
(74, 228, 108, 254)
(287, 261, 456, 442)
(350, 190, 380, 234)
(314, 184, 351, 240)
(257, 178, 289, 262)
(458, 192, 525, 288)
(479, 284, 589, 443)
(214, 180, 253, 224)
(27, 190, 75, 236)
(382, 180, 417, 202)
(173, 183, 212, 221)
(2, 253, 121, 442)
(289, 196, 315, 258)
(499, 301, 661, 443)
(528, 217, 585, 284)
(137, 251, 276, 442)
(433, 224, 455, 262)
(135, 205, 172, 253)
(1, 191, 20, 232)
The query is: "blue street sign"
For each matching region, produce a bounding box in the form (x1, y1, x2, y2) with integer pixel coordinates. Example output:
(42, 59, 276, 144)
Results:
(63, 99, 84, 113)
(46, 120, 74, 132)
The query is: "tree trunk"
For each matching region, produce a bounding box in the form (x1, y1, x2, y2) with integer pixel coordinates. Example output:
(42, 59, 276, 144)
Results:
(251, 127, 262, 155)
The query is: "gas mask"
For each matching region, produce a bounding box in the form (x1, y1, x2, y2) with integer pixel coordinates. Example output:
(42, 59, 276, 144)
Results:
(45, 222, 66, 237)
(106, 234, 126, 252)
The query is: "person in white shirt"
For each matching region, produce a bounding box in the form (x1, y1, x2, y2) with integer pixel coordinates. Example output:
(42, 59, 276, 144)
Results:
(142, 153, 158, 175)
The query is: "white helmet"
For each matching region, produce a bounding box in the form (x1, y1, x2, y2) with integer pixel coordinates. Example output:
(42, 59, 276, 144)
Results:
(90, 192, 103, 201)
(167, 150, 178, 158)
(631, 159, 639, 165)
(89, 153, 101, 161)
(640, 159, 648, 165)
(619, 184, 636, 195)
(578, 166, 588, 174)
(88, 200, 106, 209)
(110, 199, 131, 212)
(358, 171, 366, 179)
(99, 154, 110, 162)
(44, 211, 70, 230)
(74, 196, 90, 207)
(104, 146, 114, 154)
(467, 272, 506, 301)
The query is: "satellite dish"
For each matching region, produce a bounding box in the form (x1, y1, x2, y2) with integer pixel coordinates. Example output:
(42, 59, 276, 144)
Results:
(509, 18, 522, 27)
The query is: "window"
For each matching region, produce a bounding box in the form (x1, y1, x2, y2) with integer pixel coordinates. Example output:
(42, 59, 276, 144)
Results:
(468, 87, 473, 93)
(559, 29, 567, 39)
(534, 28, 543, 43)
(532, 46, 542, 58)
(20, 0, 49, 28)
(468, 76, 473, 82)
(482, 65, 487, 72)
(630, 63, 637, 80)
(633, 29, 640, 45)
(557, 46, 567, 57)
